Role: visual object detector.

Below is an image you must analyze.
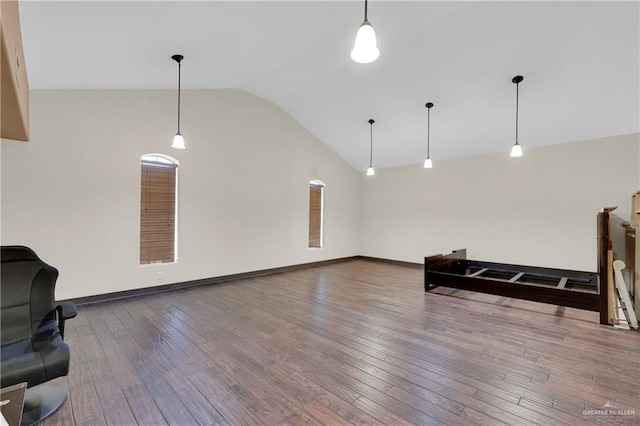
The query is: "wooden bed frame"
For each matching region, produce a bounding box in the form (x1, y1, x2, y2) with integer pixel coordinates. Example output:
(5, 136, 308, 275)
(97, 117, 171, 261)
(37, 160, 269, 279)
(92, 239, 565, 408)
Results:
(425, 210, 613, 325)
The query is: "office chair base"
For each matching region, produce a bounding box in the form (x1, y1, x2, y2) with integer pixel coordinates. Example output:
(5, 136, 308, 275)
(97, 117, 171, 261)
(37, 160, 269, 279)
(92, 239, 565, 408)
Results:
(21, 385, 67, 426)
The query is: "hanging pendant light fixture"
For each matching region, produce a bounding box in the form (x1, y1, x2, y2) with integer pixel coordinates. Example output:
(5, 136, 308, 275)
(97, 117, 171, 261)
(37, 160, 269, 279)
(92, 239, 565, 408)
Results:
(424, 102, 434, 168)
(510, 75, 524, 157)
(171, 54, 186, 149)
(366, 119, 375, 176)
(351, 0, 380, 64)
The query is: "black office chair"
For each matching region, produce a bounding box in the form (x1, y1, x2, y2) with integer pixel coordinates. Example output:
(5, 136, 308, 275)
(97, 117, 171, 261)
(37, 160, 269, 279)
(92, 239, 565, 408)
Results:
(1, 246, 77, 426)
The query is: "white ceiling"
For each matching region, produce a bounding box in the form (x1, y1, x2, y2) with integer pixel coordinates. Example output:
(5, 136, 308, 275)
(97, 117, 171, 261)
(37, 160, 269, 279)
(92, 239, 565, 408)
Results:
(19, 1, 639, 171)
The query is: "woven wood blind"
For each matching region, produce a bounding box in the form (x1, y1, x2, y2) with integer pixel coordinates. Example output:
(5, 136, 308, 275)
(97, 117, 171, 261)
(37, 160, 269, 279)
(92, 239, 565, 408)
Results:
(140, 162, 176, 264)
(308, 184, 323, 248)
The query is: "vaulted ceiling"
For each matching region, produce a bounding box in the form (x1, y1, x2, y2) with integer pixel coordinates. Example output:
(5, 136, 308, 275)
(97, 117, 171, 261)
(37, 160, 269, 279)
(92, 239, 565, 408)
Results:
(20, 1, 639, 170)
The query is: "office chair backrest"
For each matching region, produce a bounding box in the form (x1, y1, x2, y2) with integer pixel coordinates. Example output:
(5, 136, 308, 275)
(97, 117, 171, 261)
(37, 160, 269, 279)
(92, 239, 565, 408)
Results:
(1, 246, 59, 346)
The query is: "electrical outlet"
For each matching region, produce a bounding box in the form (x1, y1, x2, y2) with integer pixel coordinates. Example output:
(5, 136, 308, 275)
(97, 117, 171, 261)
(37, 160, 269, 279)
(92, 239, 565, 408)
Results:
(156, 271, 163, 280)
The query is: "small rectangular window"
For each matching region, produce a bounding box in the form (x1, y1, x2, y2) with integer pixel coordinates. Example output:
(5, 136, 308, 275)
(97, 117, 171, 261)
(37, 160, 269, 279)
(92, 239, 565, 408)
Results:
(308, 182, 324, 248)
(140, 159, 177, 264)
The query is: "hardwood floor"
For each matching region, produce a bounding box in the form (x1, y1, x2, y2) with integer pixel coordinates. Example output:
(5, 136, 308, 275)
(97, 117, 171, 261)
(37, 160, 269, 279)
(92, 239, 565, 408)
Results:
(43, 259, 640, 425)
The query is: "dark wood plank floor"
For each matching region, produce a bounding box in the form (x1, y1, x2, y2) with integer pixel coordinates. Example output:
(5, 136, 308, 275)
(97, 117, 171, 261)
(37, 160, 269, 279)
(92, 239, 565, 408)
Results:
(43, 259, 640, 425)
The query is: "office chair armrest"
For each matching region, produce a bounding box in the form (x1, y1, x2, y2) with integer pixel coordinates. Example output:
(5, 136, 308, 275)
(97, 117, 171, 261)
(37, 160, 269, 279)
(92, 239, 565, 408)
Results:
(57, 302, 77, 320)
(56, 302, 77, 340)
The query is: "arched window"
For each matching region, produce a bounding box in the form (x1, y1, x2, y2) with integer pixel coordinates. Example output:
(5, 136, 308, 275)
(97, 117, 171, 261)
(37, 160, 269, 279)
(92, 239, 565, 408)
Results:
(308, 180, 325, 248)
(140, 154, 178, 264)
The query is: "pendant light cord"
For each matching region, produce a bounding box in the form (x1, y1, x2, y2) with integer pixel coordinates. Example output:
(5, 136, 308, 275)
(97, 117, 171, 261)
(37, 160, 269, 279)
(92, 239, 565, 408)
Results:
(515, 81, 519, 144)
(177, 61, 181, 133)
(364, 0, 368, 21)
(427, 107, 431, 158)
(369, 122, 373, 167)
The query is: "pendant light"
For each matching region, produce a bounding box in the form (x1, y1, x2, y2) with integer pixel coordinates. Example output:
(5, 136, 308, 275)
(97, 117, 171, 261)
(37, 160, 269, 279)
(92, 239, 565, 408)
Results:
(366, 119, 375, 176)
(171, 54, 186, 149)
(423, 102, 434, 168)
(510, 75, 524, 157)
(351, 0, 380, 64)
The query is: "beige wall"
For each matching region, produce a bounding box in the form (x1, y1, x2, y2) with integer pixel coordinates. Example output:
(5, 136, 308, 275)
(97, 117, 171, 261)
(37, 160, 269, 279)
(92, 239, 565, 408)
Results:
(1, 89, 360, 299)
(2, 89, 637, 300)
(360, 133, 639, 271)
